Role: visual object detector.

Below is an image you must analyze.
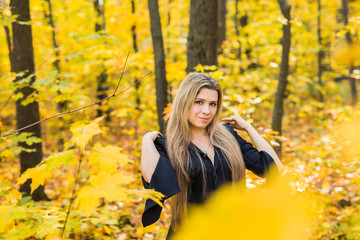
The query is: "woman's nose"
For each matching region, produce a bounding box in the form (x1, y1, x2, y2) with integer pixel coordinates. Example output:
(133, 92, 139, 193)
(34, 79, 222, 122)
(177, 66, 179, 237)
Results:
(202, 104, 210, 114)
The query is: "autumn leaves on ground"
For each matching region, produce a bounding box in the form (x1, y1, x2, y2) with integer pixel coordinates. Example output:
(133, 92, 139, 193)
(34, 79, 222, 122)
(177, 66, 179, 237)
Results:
(1, 0, 360, 239)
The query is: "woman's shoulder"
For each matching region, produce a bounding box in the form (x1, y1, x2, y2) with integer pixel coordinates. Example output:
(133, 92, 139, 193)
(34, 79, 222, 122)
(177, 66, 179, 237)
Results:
(154, 135, 167, 151)
(222, 123, 237, 135)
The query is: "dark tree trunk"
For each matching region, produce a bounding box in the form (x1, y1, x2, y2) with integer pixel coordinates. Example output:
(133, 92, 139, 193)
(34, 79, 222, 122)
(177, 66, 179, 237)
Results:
(167, 0, 173, 103)
(234, 0, 241, 60)
(0, 4, 12, 63)
(317, 0, 324, 102)
(187, 0, 218, 73)
(217, 0, 226, 51)
(341, 0, 357, 106)
(148, 0, 168, 133)
(94, 0, 110, 120)
(272, 0, 291, 156)
(10, 0, 47, 201)
(132, 0, 141, 139)
(234, 0, 245, 74)
(43, 0, 65, 111)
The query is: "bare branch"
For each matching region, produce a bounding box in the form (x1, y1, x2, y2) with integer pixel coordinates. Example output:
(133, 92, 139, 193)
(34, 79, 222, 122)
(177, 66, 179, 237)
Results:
(113, 52, 130, 96)
(0, 72, 152, 140)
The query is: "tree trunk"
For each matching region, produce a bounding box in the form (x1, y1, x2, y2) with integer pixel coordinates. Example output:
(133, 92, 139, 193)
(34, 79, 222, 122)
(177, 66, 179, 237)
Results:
(187, 0, 218, 73)
(271, 0, 291, 156)
(132, 0, 141, 139)
(10, 0, 47, 201)
(167, 0, 173, 103)
(148, 0, 168, 133)
(94, 0, 110, 120)
(317, 0, 324, 102)
(217, 0, 226, 51)
(43, 0, 65, 112)
(234, 0, 241, 60)
(341, 0, 357, 106)
(0, 2, 12, 63)
(43, 0, 67, 149)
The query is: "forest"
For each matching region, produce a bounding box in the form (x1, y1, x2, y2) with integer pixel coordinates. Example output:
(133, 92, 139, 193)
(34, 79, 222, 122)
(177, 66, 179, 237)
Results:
(0, 0, 360, 239)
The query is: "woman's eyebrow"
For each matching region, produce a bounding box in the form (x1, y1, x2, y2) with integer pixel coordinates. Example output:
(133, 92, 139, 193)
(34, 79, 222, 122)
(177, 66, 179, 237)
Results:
(195, 98, 218, 102)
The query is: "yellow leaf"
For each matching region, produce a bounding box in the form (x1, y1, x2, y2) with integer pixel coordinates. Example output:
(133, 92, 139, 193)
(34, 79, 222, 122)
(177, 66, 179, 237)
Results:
(103, 225, 113, 235)
(332, 42, 360, 67)
(75, 173, 135, 215)
(0, 206, 27, 233)
(5, 189, 22, 203)
(173, 173, 314, 240)
(206, 65, 217, 71)
(74, 186, 100, 216)
(69, 117, 103, 151)
(89, 172, 135, 186)
(44, 150, 76, 172)
(194, 64, 204, 72)
(116, 109, 127, 118)
(138, 223, 156, 234)
(163, 103, 172, 121)
(336, 29, 348, 38)
(127, 189, 164, 208)
(89, 145, 133, 173)
(17, 164, 46, 194)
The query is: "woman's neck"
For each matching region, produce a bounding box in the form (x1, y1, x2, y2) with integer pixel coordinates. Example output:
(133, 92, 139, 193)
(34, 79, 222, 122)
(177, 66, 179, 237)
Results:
(190, 127, 208, 140)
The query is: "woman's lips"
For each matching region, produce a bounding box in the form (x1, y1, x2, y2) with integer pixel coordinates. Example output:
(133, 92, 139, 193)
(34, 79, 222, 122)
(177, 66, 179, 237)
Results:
(199, 117, 209, 122)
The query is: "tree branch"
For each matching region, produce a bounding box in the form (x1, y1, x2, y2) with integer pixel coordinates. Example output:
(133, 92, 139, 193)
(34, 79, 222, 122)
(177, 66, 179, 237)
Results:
(113, 52, 130, 96)
(0, 72, 152, 140)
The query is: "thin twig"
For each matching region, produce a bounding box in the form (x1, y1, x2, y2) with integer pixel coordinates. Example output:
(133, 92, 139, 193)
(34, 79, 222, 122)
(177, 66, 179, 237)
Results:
(0, 72, 151, 139)
(61, 151, 83, 237)
(113, 52, 130, 96)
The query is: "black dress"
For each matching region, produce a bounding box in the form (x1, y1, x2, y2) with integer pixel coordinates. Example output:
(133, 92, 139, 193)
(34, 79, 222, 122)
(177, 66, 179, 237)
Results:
(141, 125, 276, 237)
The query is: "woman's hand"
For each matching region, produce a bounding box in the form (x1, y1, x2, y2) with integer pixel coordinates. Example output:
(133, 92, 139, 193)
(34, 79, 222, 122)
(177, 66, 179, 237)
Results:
(221, 114, 251, 131)
(143, 131, 163, 142)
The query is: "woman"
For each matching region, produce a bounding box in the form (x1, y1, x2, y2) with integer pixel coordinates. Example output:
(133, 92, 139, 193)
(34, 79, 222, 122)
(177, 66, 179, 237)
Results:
(141, 73, 284, 238)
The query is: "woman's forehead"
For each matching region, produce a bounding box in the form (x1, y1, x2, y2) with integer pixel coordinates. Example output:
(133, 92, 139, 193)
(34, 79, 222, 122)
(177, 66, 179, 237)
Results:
(196, 88, 218, 102)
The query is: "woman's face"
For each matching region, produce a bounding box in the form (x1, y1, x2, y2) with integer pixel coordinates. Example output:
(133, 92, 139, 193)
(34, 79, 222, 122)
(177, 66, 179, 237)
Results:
(188, 88, 218, 131)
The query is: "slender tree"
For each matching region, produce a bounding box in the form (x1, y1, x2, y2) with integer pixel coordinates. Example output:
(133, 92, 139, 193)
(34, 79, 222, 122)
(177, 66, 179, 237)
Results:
(94, 0, 110, 119)
(148, 0, 168, 133)
(217, 0, 226, 51)
(271, 0, 291, 156)
(187, 0, 218, 73)
(341, 0, 357, 106)
(131, 0, 141, 139)
(0, 1, 12, 64)
(10, 0, 47, 200)
(234, 0, 241, 60)
(317, 0, 324, 102)
(167, 0, 174, 103)
(43, 0, 67, 113)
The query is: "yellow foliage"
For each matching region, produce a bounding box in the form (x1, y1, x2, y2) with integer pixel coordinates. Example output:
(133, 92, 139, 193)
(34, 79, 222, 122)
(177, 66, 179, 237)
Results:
(163, 103, 172, 121)
(173, 173, 314, 240)
(75, 172, 135, 216)
(0, 205, 27, 233)
(17, 164, 46, 194)
(332, 41, 360, 67)
(69, 117, 104, 151)
(334, 118, 360, 160)
(5, 188, 22, 203)
(89, 145, 133, 174)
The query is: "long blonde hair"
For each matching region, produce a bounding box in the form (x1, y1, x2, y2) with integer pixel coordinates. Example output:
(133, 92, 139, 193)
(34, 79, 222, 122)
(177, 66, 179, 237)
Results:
(166, 73, 246, 228)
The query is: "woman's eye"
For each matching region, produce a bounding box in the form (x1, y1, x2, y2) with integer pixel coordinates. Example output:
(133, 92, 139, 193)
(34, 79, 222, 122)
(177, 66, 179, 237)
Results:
(195, 101, 202, 104)
(210, 103, 217, 106)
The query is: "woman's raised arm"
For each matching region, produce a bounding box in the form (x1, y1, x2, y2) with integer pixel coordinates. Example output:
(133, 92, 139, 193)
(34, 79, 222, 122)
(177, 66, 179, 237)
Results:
(222, 114, 284, 173)
(141, 131, 162, 183)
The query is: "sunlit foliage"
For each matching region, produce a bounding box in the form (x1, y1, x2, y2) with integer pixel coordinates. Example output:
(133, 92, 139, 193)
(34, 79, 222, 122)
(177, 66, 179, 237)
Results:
(0, 0, 360, 239)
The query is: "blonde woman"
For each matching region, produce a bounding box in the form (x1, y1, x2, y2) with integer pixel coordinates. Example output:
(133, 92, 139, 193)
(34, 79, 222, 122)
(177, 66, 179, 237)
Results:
(141, 73, 284, 238)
